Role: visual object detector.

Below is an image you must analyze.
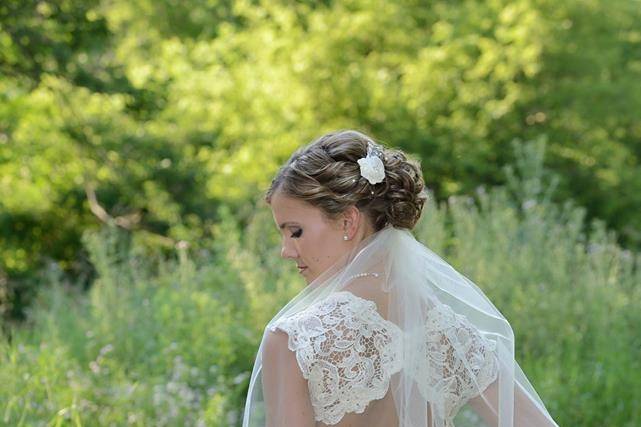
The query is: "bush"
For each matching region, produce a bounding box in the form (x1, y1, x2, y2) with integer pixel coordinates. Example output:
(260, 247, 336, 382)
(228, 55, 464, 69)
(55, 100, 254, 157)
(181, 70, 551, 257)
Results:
(1, 139, 639, 425)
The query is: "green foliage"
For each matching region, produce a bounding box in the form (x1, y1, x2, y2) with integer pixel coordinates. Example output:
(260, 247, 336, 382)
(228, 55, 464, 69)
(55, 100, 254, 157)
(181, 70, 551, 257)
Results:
(416, 139, 641, 426)
(1, 140, 640, 425)
(2, 0, 640, 424)
(0, 0, 110, 86)
(1, 0, 640, 349)
(1, 223, 256, 426)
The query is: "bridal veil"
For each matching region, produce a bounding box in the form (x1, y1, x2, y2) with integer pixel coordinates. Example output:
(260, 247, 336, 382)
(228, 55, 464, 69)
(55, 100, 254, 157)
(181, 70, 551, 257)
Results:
(242, 224, 558, 427)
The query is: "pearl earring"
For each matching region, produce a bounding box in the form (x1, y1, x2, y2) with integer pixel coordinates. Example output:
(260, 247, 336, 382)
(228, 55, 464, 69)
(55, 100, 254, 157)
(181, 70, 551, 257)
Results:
(343, 235, 349, 241)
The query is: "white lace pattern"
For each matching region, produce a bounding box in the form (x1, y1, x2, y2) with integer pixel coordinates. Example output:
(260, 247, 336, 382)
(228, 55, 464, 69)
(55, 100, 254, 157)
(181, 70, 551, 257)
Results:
(416, 302, 499, 425)
(270, 291, 403, 425)
(270, 291, 498, 426)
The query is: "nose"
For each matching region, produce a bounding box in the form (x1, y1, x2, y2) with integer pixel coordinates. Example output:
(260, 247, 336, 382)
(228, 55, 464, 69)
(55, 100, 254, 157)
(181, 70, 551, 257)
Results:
(280, 239, 298, 259)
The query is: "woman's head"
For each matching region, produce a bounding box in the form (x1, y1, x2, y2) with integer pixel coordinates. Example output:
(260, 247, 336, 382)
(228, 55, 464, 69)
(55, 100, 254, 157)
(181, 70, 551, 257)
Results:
(266, 129, 428, 283)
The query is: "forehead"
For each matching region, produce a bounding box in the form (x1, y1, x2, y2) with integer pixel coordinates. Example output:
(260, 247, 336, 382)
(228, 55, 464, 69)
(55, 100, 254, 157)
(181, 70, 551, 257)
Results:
(270, 191, 327, 226)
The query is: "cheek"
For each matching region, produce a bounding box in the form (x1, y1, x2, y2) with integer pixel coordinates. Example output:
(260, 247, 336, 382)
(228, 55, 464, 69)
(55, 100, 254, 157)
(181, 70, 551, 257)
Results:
(300, 239, 328, 266)
(312, 239, 342, 268)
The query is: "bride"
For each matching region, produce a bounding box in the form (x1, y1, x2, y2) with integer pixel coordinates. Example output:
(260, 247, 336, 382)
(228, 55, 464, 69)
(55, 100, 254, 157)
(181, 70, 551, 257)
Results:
(242, 130, 559, 427)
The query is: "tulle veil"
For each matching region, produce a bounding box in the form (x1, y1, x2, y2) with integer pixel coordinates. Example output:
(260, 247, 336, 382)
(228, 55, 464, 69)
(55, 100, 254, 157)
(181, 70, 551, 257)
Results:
(242, 224, 558, 427)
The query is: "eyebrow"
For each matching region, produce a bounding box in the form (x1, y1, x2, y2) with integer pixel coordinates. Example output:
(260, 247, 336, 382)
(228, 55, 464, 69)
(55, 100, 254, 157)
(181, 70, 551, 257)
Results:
(278, 221, 301, 230)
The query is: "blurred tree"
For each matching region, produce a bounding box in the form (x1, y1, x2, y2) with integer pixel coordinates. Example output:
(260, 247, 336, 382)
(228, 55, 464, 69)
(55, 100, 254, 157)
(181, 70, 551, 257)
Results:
(1, 0, 640, 321)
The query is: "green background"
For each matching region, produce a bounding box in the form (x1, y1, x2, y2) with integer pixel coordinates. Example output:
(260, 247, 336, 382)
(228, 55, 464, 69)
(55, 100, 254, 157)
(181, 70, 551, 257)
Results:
(1, 0, 640, 425)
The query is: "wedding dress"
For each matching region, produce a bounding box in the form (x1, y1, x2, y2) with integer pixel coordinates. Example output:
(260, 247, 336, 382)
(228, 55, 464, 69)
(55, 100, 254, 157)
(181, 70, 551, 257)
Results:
(243, 225, 559, 427)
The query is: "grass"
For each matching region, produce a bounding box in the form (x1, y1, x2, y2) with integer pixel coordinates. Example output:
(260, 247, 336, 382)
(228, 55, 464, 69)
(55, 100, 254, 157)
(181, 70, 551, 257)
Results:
(1, 139, 639, 426)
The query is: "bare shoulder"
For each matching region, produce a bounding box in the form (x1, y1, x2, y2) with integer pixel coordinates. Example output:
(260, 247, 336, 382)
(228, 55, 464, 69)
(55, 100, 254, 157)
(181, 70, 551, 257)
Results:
(261, 328, 315, 426)
(262, 329, 292, 362)
(262, 328, 307, 382)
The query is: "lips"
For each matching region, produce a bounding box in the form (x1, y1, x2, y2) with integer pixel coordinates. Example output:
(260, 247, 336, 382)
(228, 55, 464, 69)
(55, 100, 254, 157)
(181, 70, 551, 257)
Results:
(297, 265, 308, 273)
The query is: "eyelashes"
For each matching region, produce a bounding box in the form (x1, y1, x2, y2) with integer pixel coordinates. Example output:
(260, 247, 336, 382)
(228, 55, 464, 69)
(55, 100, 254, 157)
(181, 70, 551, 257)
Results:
(291, 229, 303, 238)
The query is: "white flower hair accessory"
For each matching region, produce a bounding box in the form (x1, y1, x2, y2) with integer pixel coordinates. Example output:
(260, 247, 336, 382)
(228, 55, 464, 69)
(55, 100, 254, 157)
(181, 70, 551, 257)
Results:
(357, 141, 386, 185)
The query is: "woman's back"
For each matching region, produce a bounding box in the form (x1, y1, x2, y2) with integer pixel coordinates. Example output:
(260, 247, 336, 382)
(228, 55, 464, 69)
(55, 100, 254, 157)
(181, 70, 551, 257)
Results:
(243, 130, 559, 427)
(266, 279, 498, 427)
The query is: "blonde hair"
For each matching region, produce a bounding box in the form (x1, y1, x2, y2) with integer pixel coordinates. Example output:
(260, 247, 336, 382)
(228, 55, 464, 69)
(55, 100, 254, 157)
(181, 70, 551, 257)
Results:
(265, 130, 428, 231)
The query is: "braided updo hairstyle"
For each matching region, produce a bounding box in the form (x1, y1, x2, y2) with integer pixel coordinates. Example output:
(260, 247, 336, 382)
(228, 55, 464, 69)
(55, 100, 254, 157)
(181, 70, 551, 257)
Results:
(265, 130, 428, 231)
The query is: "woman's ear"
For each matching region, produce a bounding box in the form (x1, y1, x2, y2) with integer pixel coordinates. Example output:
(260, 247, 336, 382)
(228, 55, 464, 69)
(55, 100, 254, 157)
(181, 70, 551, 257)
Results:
(341, 205, 361, 239)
